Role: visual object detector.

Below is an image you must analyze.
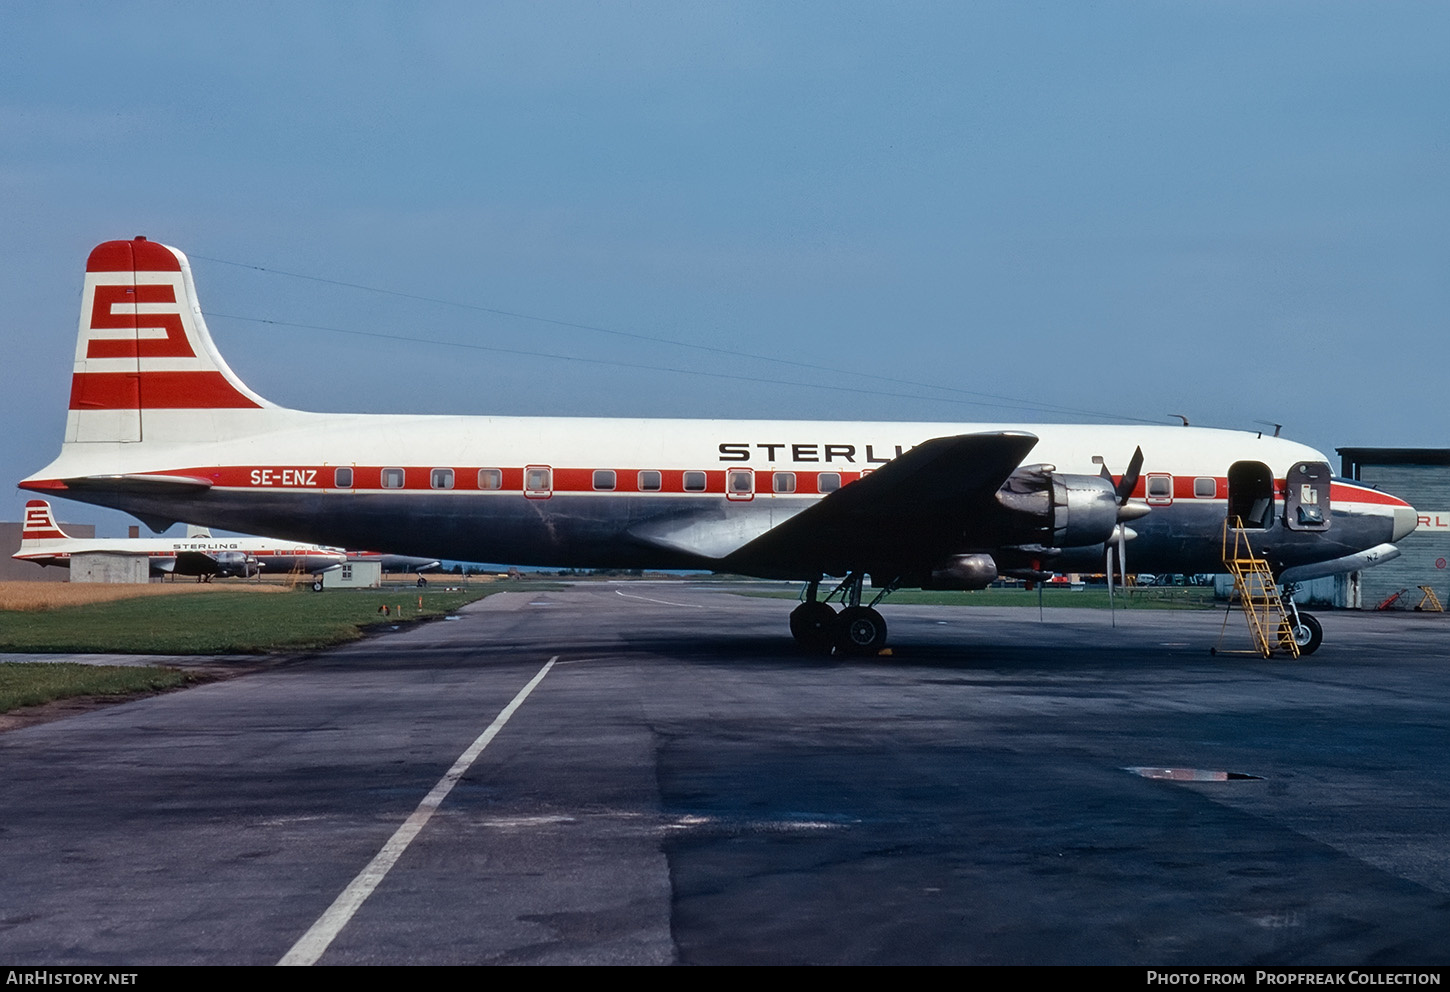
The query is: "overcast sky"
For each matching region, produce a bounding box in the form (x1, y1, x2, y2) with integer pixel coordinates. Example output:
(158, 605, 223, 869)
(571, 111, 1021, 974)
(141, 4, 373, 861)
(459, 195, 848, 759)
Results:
(3, 2, 1446, 536)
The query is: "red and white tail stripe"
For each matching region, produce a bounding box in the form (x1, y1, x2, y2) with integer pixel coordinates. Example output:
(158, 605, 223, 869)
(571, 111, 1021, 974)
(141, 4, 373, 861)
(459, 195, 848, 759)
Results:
(67, 237, 276, 444)
(21, 500, 71, 541)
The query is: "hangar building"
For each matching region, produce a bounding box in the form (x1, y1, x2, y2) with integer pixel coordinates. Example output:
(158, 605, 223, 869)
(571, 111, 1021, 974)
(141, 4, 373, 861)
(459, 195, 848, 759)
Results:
(1338, 447, 1450, 610)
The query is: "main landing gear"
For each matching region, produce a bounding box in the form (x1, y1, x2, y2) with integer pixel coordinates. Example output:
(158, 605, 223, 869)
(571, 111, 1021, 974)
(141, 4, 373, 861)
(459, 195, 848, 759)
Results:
(789, 574, 895, 656)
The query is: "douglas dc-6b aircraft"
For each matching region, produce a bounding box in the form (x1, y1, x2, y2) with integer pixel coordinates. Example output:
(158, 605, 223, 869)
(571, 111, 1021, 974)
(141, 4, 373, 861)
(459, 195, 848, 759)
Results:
(14, 499, 345, 579)
(16, 498, 437, 585)
(19, 238, 1418, 653)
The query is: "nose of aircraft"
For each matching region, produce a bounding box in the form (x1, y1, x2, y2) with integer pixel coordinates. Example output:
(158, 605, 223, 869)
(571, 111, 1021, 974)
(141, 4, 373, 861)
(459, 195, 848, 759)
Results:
(1392, 504, 1419, 543)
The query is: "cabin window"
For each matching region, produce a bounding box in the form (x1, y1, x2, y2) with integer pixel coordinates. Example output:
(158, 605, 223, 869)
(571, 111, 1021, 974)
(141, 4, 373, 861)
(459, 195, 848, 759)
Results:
(381, 468, 405, 489)
(524, 466, 553, 499)
(333, 467, 353, 489)
(683, 471, 707, 492)
(1194, 477, 1216, 499)
(478, 468, 503, 491)
(593, 470, 616, 491)
(431, 468, 454, 490)
(1145, 474, 1173, 505)
(638, 470, 662, 492)
(727, 468, 754, 498)
(773, 472, 796, 494)
(818, 472, 841, 493)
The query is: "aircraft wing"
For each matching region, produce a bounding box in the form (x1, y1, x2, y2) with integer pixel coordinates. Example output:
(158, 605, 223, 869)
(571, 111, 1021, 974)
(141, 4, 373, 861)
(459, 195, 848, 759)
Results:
(171, 551, 221, 576)
(722, 431, 1038, 578)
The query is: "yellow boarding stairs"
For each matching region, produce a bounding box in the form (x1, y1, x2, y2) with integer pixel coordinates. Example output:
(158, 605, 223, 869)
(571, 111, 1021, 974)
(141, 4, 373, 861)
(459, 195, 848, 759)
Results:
(1216, 519, 1301, 659)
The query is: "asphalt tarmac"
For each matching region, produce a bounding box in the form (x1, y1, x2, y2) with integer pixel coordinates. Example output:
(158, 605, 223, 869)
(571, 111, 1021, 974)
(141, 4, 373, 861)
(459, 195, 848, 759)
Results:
(1, 583, 1448, 966)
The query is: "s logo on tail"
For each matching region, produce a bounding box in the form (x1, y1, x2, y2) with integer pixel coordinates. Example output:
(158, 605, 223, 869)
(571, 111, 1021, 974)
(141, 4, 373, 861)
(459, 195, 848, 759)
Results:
(22, 500, 70, 541)
(68, 238, 271, 443)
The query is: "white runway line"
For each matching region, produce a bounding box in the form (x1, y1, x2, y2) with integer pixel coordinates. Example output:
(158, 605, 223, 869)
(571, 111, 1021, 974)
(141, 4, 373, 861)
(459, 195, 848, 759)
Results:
(278, 656, 559, 966)
(613, 588, 706, 609)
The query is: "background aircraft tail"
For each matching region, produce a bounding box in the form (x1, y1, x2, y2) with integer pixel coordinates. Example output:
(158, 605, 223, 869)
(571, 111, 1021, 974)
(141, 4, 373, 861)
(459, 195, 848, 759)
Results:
(20, 500, 72, 542)
(65, 237, 281, 446)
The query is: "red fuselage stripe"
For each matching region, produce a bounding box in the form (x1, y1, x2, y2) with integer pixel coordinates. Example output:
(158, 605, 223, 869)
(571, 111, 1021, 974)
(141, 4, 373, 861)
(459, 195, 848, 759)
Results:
(49, 464, 1406, 509)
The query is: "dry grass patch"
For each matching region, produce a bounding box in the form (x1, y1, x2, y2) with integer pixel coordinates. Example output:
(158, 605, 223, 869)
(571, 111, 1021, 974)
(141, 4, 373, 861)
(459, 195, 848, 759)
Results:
(0, 581, 287, 612)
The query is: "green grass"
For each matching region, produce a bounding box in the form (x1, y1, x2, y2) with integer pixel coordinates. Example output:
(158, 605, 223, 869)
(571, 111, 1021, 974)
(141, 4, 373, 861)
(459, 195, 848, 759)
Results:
(0, 662, 198, 711)
(733, 586, 1219, 609)
(0, 587, 495, 655)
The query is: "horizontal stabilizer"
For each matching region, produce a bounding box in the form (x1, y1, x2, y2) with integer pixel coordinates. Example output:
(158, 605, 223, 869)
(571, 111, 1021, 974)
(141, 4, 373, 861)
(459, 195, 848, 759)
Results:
(60, 473, 214, 494)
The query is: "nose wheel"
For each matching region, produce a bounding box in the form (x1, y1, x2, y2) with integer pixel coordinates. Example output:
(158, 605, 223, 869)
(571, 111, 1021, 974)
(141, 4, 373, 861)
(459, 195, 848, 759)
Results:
(1279, 584, 1324, 656)
(1285, 612, 1323, 656)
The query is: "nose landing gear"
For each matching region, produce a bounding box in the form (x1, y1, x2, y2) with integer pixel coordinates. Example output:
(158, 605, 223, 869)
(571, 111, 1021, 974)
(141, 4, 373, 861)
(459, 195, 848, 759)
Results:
(1281, 586, 1323, 655)
(1284, 612, 1323, 655)
(1281, 580, 1328, 658)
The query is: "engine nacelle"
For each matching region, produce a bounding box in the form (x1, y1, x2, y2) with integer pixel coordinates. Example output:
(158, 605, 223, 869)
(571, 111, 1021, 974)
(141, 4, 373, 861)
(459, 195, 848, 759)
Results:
(922, 553, 999, 590)
(995, 464, 1121, 549)
(213, 551, 259, 578)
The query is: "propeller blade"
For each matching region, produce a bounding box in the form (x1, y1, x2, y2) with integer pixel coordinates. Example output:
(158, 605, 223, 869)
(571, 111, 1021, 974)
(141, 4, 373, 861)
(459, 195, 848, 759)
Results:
(1116, 446, 1144, 505)
(1106, 542, 1115, 625)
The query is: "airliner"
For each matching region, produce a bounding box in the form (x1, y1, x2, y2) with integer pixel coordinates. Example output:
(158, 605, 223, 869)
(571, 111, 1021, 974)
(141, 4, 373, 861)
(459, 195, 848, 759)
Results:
(14, 499, 345, 579)
(18, 238, 1417, 654)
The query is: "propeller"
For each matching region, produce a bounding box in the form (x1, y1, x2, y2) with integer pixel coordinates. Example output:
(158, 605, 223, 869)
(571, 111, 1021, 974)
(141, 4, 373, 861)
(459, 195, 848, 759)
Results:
(1100, 447, 1147, 623)
(1113, 446, 1144, 507)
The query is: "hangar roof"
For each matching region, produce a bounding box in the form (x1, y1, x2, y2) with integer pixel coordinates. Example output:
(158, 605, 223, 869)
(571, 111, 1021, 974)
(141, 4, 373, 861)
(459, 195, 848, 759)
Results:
(1338, 447, 1450, 478)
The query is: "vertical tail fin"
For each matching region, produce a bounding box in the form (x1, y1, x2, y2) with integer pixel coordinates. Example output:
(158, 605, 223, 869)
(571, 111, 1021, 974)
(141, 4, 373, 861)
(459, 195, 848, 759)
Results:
(67, 237, 278, 444)
(185, 523, 213, 538)
(21, 500, 72, 542)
